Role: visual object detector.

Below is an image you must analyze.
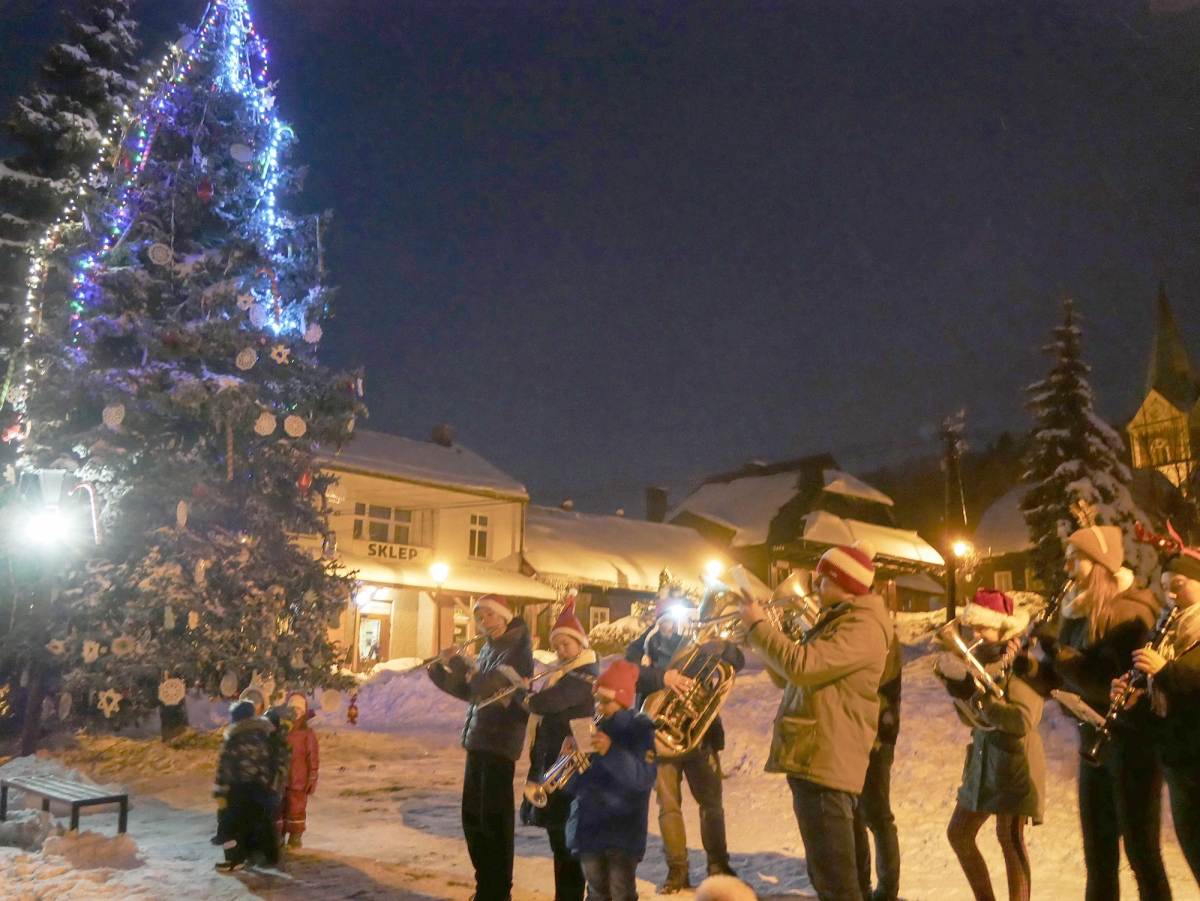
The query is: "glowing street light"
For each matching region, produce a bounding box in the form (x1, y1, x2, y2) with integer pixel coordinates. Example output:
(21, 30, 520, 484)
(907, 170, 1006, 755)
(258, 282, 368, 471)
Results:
(952, 540, 973, 558)
(705, 559, 724, 579)
(353, 585, 377, 608)
(429, 562, 449, 587)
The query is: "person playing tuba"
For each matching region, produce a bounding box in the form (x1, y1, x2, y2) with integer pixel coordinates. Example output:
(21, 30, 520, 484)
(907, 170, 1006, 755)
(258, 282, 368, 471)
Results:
(625, 591, 744, 893)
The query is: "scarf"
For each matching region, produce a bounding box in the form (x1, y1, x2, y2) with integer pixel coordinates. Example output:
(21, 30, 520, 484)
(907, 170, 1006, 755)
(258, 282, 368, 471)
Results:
(525, 648, 599, 744)
(1150, 604, 1200, 717)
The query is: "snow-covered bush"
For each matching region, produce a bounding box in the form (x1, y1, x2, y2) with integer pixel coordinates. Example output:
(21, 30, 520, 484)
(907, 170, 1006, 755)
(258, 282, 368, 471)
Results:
(588, 614, 650, 656)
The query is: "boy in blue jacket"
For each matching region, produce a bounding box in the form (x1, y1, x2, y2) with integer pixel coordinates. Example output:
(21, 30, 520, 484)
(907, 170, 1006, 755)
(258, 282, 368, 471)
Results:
(565, 658, 658, 901)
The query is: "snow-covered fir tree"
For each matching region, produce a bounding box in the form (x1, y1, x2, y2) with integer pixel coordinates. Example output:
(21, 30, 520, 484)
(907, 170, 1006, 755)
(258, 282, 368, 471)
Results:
(1020, 299, 1154, 592)
(0, 0, 141, 362)
(11, 0, 364, 727)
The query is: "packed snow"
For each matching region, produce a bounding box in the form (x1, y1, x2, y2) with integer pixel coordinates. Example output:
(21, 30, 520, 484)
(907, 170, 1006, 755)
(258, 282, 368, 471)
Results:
(0, 628, 1195, 900)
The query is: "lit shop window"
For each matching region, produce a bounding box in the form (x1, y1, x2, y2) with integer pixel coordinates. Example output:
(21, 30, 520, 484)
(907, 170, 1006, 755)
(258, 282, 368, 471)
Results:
(469, 514, 489, 559)
(353, 504, 431, 546)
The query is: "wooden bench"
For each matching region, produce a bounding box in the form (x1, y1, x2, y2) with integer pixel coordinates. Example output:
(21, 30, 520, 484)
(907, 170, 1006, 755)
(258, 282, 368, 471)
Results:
(0, 775, 129, 834)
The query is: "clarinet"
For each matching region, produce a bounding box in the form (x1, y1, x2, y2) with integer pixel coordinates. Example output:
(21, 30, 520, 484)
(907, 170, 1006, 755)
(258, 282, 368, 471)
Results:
(1081, 605, 1181, 766)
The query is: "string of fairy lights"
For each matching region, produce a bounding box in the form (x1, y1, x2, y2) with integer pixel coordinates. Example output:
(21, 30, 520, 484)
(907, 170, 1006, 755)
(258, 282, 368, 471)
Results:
(10, 0, 294, 453)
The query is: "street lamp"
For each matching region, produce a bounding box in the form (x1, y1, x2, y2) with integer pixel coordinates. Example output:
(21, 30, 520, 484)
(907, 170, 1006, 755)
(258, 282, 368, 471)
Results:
(952, 540, 972, 559)
(430, 562, 449, 586)
(705, 559, 724, 579)
(429, 563, 450, 651)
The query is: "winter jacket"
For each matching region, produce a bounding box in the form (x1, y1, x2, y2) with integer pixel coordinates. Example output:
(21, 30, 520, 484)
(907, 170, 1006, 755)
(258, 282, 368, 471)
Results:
(429, 617, 535, 762)
(564, 708, 658, 860)
(215, 718, 275, 798)
(522, 649, 601, 828)
(747, 593, 892, 794)
(626, 625, 745, 754)
(263, 708, 295, 798)
(1150, 617, 1200, 770)
(954, 670, 1046, 822)
(876, 631, 903, 747)
(286, 720, 320, 793)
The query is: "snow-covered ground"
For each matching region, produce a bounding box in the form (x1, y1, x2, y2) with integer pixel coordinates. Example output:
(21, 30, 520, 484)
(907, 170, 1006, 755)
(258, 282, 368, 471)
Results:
(0, 634, 1196, 900)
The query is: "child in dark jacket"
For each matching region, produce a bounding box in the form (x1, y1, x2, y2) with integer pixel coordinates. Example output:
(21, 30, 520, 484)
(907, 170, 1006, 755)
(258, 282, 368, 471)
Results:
(429, 594, 535, 901)
(522, 597, 600, 901)
(565, 658, 658, 901)
(214, 700, 278, 871)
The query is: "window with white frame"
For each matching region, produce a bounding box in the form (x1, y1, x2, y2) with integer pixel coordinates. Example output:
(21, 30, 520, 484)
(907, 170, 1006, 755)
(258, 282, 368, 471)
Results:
(993, 570, 1014, 593)
(469, 514, 489, 558)
(352, 504, 432, 546)
(590, 607, 610, 630)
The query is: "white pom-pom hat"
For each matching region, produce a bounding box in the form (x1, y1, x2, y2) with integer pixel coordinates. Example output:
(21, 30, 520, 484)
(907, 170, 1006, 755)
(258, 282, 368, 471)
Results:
(816, 539, 877, 595)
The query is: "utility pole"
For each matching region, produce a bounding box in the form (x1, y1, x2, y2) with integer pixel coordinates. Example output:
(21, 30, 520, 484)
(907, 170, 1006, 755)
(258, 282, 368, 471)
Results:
(942, 411, 968, 624)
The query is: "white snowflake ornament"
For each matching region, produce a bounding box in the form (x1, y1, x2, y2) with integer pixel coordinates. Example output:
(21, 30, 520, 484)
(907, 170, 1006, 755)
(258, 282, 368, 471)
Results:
(102, 404, 125, 429)
(7, 385, 27, 405)
(97, 689, 122, 719)
(236, 293, 254, 311)
(235, 348, 257, 371)
(248, 304, 268, 328)
(303, 323, 323, 344)
(82, 640, 101, 664)
(157, 678, 186, 706)
(270, 345, 290, 364)
(147, 243, 173, 266)
(253, 412, 276, 436)
(283, 415, 307, 438)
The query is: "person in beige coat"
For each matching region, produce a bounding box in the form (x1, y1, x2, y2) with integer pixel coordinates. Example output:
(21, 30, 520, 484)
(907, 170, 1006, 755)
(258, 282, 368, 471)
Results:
(739, 540, 892, 901)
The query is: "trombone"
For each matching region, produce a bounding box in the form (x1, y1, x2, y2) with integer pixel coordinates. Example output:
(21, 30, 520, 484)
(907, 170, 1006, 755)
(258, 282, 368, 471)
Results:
(401, 632, 491, 675)
(476, 656, 597, 710)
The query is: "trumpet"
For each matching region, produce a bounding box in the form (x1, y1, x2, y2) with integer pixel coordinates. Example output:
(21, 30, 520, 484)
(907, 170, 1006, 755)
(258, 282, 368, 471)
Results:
(402, 632, 491, 675)
(523, 715, 599, 808)
(1081, 605, 1181, 766)
(476, 657, 597, 710)
(934, 618, 1006, 701)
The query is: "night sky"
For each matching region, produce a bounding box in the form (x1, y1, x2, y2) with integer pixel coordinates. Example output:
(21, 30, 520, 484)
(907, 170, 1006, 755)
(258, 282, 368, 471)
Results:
(4, 0, 1200, 515)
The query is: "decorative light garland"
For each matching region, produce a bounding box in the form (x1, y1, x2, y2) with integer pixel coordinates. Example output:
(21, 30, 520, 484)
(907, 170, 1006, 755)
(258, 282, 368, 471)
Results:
(13, 0, 308, 454)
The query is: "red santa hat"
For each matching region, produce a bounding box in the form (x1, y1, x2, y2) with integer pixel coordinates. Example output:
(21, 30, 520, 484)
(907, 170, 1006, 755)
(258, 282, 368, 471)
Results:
(962, 588, 1029, 641)
(549, 595, 588, 648)
(816, 539, 877, 595)
(594, 658, 639, 709)
(472, 594, 514, 623)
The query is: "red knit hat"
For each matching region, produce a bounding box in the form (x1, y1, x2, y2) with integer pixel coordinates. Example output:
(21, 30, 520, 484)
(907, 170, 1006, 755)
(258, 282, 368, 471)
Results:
(550, 595, 588, 648)
(816, 540, 877, 595)
(594, 658, 639, 709)
(472, 594, 514, 623)
(962, 588, 1029, 640)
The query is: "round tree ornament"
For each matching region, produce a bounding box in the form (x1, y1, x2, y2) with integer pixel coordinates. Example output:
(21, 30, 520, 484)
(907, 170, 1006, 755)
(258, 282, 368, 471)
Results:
(147, 243, 173, 266)
(111, 636, 135, 657)
(320, 688, 343, 714)
(254, 412, 277, 436)
(157, 678, 186, 707)
(248, 304, 268, 329)
(283, 415, 307, 438)
(102, 404, 125, 429)
(235, 347, 258, 370)
(197, 178, 214, 203)
(229, 143, 254, 163)
(220, 672, 239, 698)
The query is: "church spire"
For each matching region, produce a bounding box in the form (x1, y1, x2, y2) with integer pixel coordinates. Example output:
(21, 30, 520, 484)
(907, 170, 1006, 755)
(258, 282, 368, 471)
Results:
(1146, 281, 1200, 412)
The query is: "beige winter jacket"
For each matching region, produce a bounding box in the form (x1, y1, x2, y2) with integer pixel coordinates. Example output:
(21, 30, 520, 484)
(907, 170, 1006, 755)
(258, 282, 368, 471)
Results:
(748, 593, 893, 794)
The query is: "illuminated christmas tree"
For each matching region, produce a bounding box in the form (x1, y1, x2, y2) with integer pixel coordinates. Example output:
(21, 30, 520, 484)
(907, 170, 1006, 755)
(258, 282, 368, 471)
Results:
(11, 0, 364, 728)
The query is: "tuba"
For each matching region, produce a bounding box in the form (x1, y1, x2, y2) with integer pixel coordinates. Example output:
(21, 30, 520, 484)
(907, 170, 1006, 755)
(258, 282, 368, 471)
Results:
(640, 579, 741, 758)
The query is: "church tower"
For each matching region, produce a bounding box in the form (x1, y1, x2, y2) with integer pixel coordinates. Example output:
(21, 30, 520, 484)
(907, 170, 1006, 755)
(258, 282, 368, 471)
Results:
(1127, 283, 1200, 493)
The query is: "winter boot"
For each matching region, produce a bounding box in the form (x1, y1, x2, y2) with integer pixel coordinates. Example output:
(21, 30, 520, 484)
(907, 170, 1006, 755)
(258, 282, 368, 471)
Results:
(214, 860, 245, 873)
(286, 832, 303, 849)
(706, 859, 737, 878)
(661, 866, 692, 894)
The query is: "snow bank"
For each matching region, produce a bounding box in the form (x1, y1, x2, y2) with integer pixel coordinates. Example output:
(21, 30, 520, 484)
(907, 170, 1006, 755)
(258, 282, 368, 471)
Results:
(308, 665, 464, 736)
(0, 811, 64, 851)
(589, 613, 650, 655)
(43, 830, 141, 870)
(0, 754, 108, 813)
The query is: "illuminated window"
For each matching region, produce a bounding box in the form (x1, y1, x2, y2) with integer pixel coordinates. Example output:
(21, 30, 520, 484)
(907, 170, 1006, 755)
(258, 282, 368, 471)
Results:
(352, 504, 432, 545)
(469, 514, 489, 559)
(590, 607, 610, 630)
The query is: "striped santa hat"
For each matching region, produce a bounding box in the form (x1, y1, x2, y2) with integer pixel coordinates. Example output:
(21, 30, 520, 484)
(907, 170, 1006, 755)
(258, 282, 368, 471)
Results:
(550, 594, 588, 648)
(816, 539, 877, 595)
(472, 594, 514, 623)
(962, 588, 1029, 641)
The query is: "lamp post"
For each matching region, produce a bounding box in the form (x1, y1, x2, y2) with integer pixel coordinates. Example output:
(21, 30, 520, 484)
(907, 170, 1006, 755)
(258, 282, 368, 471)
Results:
(429, 562, 449, 651)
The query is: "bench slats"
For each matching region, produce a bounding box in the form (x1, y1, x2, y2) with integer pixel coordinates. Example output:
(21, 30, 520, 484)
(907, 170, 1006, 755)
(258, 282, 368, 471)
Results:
(2, 776, 126, 804)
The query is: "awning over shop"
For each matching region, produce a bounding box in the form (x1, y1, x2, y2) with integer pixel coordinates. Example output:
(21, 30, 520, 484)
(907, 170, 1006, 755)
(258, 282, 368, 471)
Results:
(801, 511, 945, 567)
(893, 572, 946, 595)
(350, 559, 558, 601)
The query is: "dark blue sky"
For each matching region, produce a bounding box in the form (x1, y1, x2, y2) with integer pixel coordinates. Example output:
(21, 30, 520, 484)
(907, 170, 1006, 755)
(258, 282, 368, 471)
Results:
(4, 0, 1200, 514)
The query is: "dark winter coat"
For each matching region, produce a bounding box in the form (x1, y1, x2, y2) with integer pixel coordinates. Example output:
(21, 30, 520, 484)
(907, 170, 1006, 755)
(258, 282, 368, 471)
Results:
(625, 624, 745, 754)
(215, 718, 275, 798)
(429, 617, 535, 762)
(1152, 636, 1200, 769)
(263, 708, 295, 798)
(747, 593, 892, 794)
(522, 649, 601, 829)
(876, 631, 903, 747)
(954, 671, 1046, 822)
(564, 708, 658, 860)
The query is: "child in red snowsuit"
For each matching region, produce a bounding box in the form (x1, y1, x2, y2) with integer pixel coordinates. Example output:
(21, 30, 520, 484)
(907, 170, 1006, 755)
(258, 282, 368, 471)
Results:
(281, 692, 319, 848)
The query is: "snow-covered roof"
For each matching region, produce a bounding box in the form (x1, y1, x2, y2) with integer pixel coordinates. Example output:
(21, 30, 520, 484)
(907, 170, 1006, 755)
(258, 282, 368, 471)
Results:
(822, 469, 894, 506)
(894, 572, 946, 595)
(973, 487, 1033, 556)
(351, 558, 557, 601)
(801, 511, 945, 567)
(318, 429, 528, 500)
(524, 505, 754, 594)
(668, 470, 801, 547)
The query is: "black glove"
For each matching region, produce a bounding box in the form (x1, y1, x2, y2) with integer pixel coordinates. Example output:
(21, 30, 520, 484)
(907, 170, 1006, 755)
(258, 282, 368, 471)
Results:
(974, 641, 1007, 665)
(945, 675, 977, 701)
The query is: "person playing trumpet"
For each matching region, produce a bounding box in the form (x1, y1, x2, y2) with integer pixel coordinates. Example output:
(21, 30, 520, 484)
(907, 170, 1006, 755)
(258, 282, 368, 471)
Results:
(521, 597, 601, 901)
(738, 540, 892, 901)
(937, 589, 1045, 901)
(428, 594, 534, 901)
